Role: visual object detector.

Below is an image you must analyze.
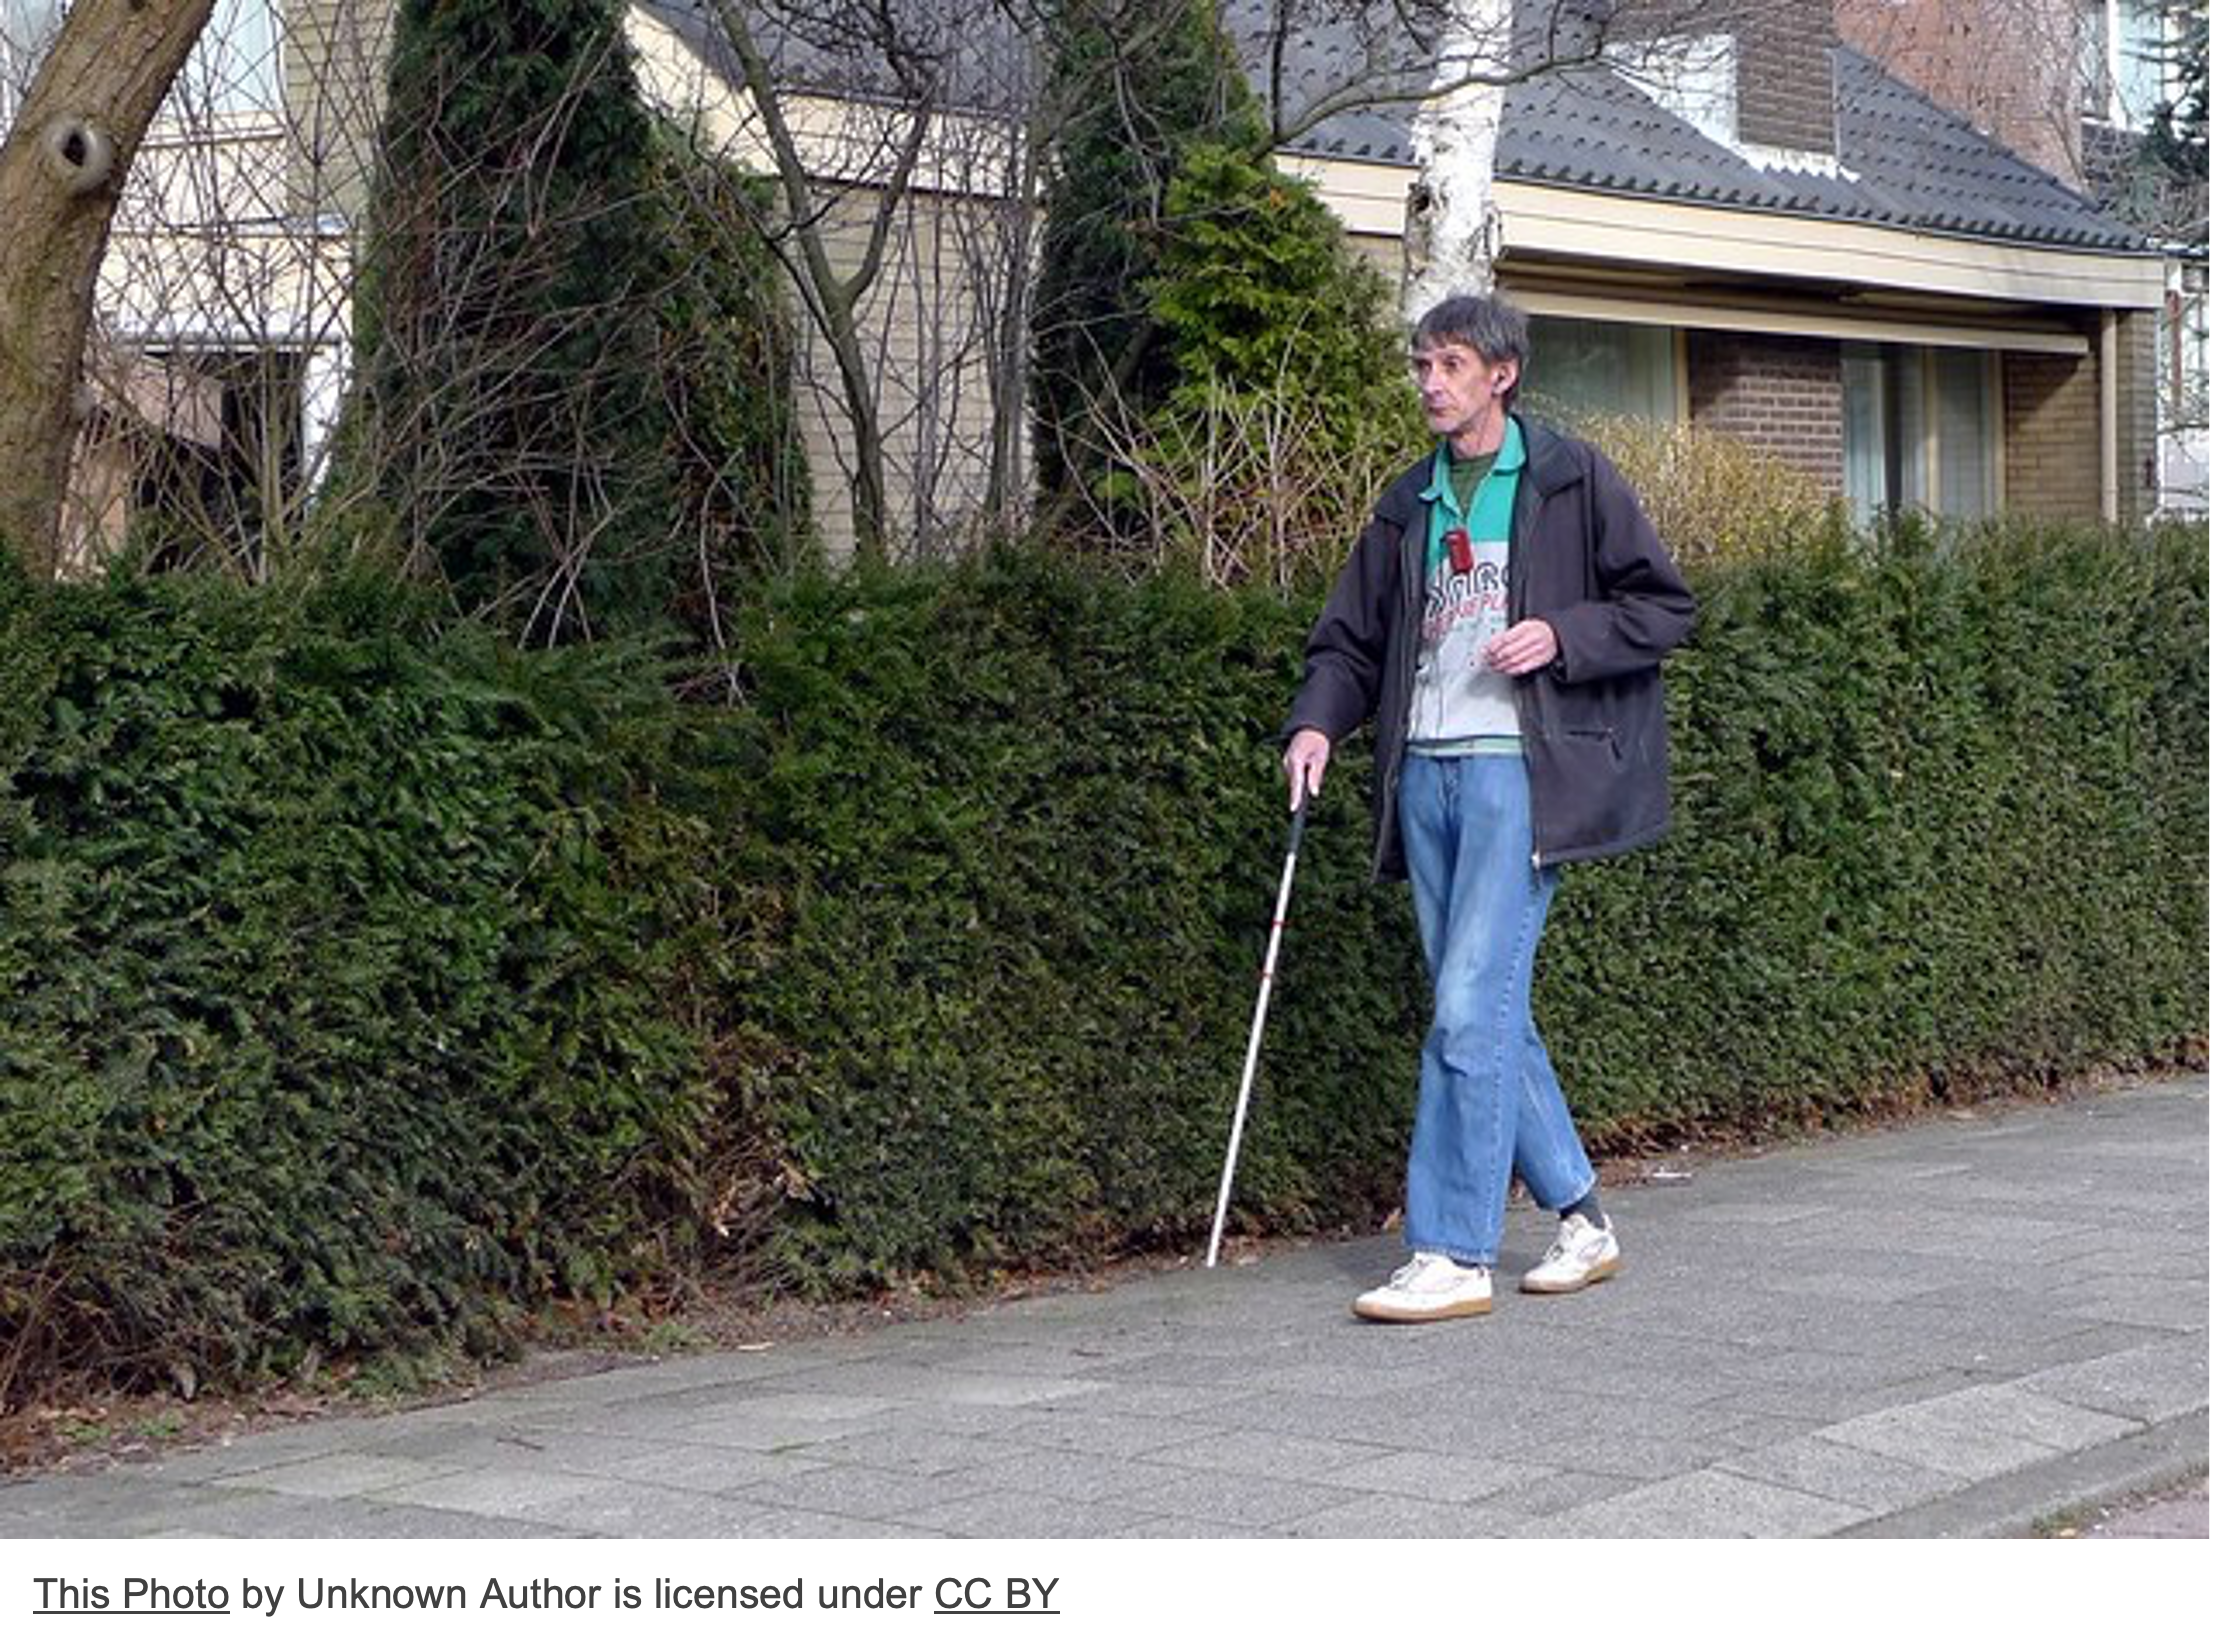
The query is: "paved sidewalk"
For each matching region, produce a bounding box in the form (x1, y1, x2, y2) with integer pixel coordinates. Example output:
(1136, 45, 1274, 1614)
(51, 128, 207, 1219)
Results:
(3, 1076, 2204, 1539)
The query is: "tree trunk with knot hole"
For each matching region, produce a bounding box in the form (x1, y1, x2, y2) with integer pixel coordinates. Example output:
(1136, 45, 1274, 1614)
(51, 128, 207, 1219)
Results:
(0, 0, 215, 575)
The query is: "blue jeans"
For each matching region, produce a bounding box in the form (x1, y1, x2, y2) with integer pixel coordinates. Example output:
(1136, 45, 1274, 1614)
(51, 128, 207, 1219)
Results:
(1398, 752, 1597, 1266)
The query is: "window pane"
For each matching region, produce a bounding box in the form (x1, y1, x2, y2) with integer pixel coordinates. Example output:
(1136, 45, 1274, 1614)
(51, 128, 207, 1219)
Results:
(2117, 0, 2167, 126)
(1525, 317, 1677, 425)
(0, 0, 63, 46)
(2161, 285, 2210, 513)
(2079, 0, 2115, 119)
(179, 0, 282, 118)
(1, 0, 65, 125)
(1842, 344, 1888, 525)
(1934, 349, 1994, 518)
(1894, 347, 1929, 510)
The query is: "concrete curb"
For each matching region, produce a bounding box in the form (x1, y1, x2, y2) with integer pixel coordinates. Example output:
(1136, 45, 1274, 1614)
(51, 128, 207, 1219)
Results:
(1836, 1411, 2209, 1538)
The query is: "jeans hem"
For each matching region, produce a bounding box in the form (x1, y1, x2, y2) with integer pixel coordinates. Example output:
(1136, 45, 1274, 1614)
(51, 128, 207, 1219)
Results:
(1545, 1173, 1600, 1215)
(1402, 1237, 1494, 1269)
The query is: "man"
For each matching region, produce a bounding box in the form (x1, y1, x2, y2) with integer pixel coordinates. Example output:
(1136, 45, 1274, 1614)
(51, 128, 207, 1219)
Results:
(1282, 294, 1694, 1323)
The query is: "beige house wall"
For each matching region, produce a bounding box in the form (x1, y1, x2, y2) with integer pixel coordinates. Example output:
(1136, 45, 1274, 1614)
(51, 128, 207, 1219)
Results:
(625, 8, 1031, 559)
(791, 187, 1026, 559)
(281, 0, 395, 221)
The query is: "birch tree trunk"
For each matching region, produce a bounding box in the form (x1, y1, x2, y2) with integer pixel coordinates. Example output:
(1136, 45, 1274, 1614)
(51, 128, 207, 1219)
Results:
(0, 0, 215, 575)
(1404, 0, 1513, 320)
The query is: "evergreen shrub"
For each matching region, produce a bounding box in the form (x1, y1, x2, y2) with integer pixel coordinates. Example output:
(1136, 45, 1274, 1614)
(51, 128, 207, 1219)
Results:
(3, 514, 2202, 1385)
(0, 560, 721, 1402)
(727, 519, 2205, 1286)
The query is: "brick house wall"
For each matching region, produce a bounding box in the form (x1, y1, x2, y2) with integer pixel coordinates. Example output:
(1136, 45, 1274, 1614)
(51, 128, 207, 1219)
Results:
(2002, 321, 2157, 524)
(1687, 332, 1845, 491)
(1837, 0, 2084, 188)
(1736, 0, 1839, 155)
(2116, 308, 2160, 522)
(2004, 352, 2102, 519)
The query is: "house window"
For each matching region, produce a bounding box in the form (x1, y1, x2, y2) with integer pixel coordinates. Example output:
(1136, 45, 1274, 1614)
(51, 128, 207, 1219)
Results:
(1933, 349, 1999, 517)
(0, 0, 64, 130)
(1842, 348, 1889, 520)
(1607, 32, 1737, 150)
(4, 2, 281, 129)
(2081, 0, 2173, 129)
(176, 0, 283, 121)
(1843, 344, 2000, 523)
(2159, 263, 2210, 514)
(1525, 317, 1679, 427)
(2164, 269, 2209, 430)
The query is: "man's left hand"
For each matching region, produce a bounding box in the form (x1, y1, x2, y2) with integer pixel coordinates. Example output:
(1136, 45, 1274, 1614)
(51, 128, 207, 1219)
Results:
(1483, 619, 1560, 676)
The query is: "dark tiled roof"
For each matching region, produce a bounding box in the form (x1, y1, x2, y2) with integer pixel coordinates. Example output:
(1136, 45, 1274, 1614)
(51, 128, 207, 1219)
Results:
(639, 0, 1035, 115)
(646, 1, 2152, 254)
(1247, 3, 2148, 254)
(1830, 54, 2145, 250)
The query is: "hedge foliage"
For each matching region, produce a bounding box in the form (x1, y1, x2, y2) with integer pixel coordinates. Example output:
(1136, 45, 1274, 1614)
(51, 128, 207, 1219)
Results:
(2, 515, 2204, 1396)
(1541, 515, 2206, 1126)
(720, 554, 1422, 1287)
(0, 560, 721, 1397)
(725, 521, 2206, 1287)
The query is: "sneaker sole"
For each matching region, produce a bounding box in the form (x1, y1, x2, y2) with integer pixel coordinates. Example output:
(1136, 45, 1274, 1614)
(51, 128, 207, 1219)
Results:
(1351, 1295, 1493, 1323)
(1519, 1254, 1621, 1295)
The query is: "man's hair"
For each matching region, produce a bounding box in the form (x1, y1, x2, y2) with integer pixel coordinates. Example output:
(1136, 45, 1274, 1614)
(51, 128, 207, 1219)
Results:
(1411, 294, 1532, 407)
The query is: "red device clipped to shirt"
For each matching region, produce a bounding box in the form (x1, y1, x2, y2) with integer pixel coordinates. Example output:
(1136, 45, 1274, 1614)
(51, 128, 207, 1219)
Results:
(1444, 526, 1474, 576)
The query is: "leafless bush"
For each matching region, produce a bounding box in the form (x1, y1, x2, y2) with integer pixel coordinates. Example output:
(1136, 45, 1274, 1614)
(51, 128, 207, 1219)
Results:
(1081, 358, 1421, 591)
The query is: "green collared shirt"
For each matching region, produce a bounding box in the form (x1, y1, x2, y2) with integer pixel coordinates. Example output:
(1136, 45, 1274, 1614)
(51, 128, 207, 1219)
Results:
(1409, 417, 1527, 755)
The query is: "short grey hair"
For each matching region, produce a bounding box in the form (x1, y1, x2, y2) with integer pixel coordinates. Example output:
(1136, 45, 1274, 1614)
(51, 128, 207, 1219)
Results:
(1411, 295, 1532, 406)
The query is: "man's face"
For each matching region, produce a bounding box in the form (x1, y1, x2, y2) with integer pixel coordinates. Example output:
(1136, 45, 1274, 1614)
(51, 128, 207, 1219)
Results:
(1409, 339, 1517, 442)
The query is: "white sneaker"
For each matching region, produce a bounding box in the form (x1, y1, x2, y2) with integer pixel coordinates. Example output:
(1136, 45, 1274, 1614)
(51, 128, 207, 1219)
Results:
(1352, 1252, 1493, 1322)
(1520, 1212, 1621, 1294)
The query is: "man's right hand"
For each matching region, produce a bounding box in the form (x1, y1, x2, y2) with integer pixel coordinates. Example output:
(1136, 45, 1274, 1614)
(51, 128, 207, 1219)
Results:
(1283, 728, 1331, 812)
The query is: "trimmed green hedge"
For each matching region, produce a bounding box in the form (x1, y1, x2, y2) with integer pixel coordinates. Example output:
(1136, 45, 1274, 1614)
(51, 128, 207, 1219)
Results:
(720, 555, 1423, 1287)
(0, 561, 720, 1393)
(1543, 517, 2207, 1125)
(1, 516, 2204, 1396)
(729, 522, 2206, 1287)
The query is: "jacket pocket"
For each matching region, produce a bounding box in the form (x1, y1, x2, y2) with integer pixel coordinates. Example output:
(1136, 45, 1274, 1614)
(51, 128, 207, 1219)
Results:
(1527, 727, 1634, 854)
(1562, 727, 1623, 768)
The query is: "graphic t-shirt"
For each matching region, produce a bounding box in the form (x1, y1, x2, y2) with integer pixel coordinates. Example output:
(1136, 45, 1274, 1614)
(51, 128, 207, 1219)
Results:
(1408, 417, 1525, 753)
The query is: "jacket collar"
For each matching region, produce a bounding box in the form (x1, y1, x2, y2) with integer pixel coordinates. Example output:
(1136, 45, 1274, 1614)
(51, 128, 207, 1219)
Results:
(1378, 415, 1576, 523)
(1516, 417, 1583, 498)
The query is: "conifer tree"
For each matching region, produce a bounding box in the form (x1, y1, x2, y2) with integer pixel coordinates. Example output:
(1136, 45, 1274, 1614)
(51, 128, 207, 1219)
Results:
(1146, 142, 1404, 433)
(351, 0, 680, 641)
(1028, 1, 1263, 506)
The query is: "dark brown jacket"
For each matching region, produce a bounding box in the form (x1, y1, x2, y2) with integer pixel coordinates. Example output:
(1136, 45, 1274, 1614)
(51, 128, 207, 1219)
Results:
(1285, 417, 1696, 880)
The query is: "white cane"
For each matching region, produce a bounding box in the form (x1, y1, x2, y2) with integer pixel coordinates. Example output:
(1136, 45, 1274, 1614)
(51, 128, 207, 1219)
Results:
(1206, 789, 1310, 1268)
